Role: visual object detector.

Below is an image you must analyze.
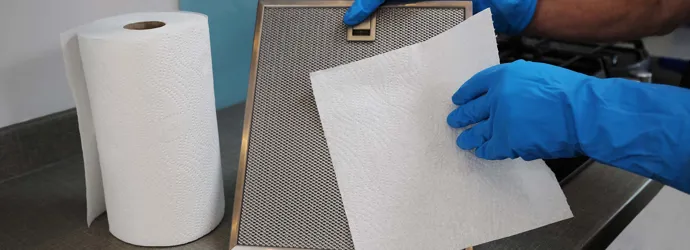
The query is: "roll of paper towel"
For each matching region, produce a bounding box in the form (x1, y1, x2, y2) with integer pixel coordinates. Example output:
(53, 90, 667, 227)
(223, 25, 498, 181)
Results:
(60, 12, 224, 246)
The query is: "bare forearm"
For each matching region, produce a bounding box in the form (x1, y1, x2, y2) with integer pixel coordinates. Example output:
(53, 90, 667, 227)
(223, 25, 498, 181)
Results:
(524, 0, 690, 42)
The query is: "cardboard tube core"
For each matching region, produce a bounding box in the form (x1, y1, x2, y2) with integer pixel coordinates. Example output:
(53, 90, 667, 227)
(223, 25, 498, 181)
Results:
(124, 21, 166, 30)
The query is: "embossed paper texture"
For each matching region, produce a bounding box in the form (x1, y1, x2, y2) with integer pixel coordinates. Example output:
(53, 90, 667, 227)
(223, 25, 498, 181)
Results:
(310, 10, 572, 250)
(61, 12, 224, 246)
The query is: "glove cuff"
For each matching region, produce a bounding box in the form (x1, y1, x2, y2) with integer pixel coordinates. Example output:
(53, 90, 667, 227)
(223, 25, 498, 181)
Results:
(474, 0, 538, 35)
(504, 0, 538, 35)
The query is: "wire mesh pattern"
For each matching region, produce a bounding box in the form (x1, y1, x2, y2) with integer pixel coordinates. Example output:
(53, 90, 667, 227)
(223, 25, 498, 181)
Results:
(239, 6, 466, 249)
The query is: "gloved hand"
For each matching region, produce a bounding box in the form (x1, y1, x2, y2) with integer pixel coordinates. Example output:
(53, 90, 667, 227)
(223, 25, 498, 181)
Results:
(343, 0, 537, 35)
(447, 60, 583, 160)
(448, 60, 690, 194)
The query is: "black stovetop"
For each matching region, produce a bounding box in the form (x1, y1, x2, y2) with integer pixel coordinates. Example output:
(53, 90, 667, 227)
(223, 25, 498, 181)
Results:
(498, 36, 651, 80)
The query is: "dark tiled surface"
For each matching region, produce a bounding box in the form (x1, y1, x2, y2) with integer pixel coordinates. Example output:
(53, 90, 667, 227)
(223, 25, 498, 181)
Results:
(0, 109, 82, 182)
(0, 104, 245, 250)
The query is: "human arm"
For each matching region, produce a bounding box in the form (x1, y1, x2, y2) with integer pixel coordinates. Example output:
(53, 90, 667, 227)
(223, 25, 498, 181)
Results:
(525, 0, 690, 42)
(448, 60, 690, 193)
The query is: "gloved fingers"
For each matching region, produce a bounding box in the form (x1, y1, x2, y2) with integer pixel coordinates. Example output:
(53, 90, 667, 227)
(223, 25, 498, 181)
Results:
(447, 94, 490, 128)
(457, 120, 491, 150)
(344, 0, 386, 26)
(452, 65, 501, 105)
(519, 153, 540, 161)
(475, 139, 517, 160)
(471, 0, 491, 14)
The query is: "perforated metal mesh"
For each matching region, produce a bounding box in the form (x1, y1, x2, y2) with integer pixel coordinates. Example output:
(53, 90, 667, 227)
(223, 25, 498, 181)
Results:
(239, 6, 466, 249)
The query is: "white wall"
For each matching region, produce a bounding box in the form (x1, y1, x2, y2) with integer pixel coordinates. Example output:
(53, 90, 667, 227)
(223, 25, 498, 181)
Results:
(608, 186, 690, 249)
(643, 26, 690, 61)
(0, 0, 178, 128)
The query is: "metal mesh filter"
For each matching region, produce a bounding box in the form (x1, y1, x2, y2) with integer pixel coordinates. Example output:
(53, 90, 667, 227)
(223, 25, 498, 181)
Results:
(239, 6, 466, 249)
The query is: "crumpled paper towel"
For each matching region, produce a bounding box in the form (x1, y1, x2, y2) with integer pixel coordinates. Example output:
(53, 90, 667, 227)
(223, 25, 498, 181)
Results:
(310, 9, 572, 249)
(61, 12, 224, 246)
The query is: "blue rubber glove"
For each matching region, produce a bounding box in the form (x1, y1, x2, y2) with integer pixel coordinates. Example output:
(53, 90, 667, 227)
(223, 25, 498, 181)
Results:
(448, 60, 690, 194)
(343, 0, 537, 35)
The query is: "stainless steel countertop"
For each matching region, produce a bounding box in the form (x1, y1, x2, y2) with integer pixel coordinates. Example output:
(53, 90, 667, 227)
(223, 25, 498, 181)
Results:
(478, 162, 659, 249)
(0, 104, 658, 249)
(0, 105, 245, 250)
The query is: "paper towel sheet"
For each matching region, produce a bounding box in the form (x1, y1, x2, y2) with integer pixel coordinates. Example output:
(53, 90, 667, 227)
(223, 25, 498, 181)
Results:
(61, 12, 224, 246)
(310, 10, 572, 249)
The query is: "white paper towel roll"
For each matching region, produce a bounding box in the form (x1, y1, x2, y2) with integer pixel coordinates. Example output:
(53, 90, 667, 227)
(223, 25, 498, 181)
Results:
(60, 12, 224, 246)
